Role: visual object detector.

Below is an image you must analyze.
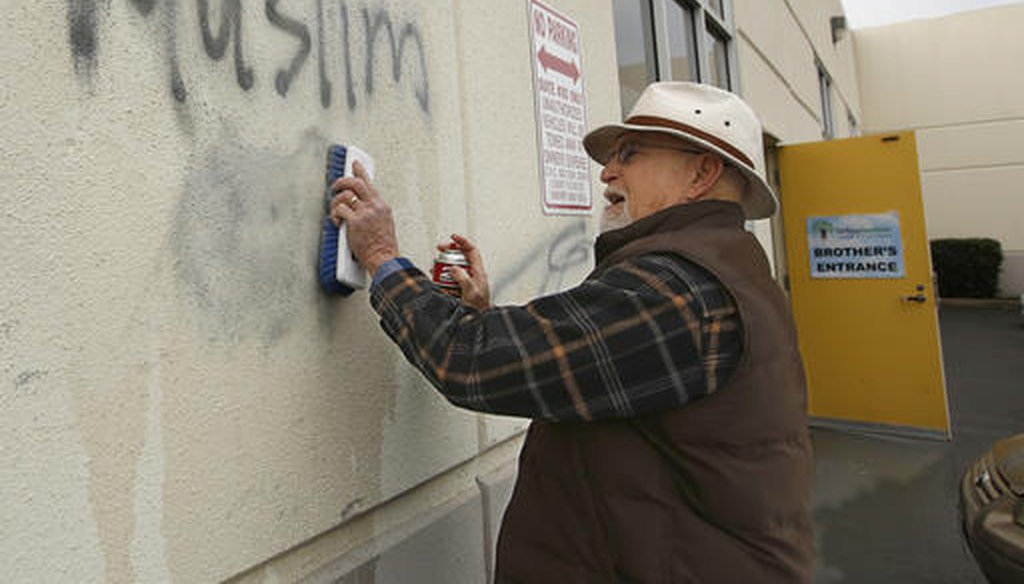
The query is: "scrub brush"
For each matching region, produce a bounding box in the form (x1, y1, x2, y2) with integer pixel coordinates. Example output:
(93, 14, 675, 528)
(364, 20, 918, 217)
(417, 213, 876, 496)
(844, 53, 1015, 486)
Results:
(318, 144, 374, 295)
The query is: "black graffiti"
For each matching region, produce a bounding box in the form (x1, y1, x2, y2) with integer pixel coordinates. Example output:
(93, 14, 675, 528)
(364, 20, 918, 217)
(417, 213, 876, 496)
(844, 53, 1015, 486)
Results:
(129, 0, 156, 16)
(363, 8, 430, 113)
(66, 1, 431, 115)
(316, 0, 332, 108)
(265, 0, 311, 97)
(166, 2, 188, 103)
(339, 2, 358, 110)
(492, 222, 592, 300)
(68, 0, 98, 71)
(197, 0, 253, 91)
(541, 222, 591, 292)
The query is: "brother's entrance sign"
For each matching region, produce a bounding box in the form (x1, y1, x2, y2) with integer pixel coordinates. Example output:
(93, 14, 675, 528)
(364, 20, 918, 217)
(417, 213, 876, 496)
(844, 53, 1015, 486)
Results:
(807, 212, 905, 279)
(528, 0, 592, 215)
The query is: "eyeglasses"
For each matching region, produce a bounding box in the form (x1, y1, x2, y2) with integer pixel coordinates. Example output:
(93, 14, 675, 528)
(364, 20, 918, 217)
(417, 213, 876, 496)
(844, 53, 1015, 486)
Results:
(609, 140, 706, 165)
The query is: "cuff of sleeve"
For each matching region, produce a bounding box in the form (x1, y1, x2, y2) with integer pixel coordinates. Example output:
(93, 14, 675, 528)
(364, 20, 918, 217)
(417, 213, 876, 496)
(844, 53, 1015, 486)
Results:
(372, 257, 417, 287)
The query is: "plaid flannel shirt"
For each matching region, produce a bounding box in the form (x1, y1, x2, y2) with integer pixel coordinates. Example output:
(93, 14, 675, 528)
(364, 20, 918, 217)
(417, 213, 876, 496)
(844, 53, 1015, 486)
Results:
(370, 252, 742, 422)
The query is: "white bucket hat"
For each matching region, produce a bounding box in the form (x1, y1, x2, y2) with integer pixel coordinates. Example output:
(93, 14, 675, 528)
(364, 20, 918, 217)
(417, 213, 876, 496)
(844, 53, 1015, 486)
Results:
(583, 82, 777, 219)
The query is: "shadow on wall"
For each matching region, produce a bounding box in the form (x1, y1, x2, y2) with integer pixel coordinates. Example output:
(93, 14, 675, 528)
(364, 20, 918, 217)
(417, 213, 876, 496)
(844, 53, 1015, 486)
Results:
(67, 0, 430, 114)
(170, 130, 328, 345)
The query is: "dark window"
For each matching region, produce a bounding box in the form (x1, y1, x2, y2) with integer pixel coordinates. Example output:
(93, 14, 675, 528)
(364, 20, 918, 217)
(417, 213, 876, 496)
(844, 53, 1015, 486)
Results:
(666, 1, 699, 82)
(612, 1, 737, 110)
(614, 0, 658, 116)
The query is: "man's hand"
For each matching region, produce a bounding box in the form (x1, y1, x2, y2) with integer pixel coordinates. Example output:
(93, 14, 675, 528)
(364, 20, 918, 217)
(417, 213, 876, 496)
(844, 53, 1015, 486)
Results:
(329, 161, 399, 276)
(440, 234, 491, 310)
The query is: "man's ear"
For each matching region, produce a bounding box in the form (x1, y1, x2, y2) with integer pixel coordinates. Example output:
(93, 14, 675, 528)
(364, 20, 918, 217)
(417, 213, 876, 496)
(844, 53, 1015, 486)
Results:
(685, 154, 725, 201)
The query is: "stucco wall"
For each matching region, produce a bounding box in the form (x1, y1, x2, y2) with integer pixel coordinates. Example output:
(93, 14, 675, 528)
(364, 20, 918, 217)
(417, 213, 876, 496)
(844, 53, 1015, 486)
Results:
(0, 1, 618, 582)
(855, 5, 1024, 296)
(733, 0, 861, 145)
(730, 0, 860, 276)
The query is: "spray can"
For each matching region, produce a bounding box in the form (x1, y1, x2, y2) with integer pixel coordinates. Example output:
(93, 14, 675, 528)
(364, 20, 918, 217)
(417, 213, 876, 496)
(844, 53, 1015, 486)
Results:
(432, 248, 470, 297)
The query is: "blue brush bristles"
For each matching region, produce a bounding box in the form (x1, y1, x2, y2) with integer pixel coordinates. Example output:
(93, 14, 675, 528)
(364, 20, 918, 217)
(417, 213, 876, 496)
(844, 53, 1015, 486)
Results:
(319, 144, 355, 295)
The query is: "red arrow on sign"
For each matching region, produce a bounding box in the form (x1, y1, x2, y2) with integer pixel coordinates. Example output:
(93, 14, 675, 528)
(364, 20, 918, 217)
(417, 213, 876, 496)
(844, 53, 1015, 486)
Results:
(538, 46, 580, 84)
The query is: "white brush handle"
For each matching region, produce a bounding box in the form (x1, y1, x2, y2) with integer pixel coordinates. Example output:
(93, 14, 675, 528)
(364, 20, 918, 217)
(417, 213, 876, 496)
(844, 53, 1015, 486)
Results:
(335, 146, 375, 289)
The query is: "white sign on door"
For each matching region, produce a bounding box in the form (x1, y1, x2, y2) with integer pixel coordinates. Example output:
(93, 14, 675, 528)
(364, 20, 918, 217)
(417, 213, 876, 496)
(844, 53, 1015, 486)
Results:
(807, 212, 906, 279)
(528, 0, 591, 215)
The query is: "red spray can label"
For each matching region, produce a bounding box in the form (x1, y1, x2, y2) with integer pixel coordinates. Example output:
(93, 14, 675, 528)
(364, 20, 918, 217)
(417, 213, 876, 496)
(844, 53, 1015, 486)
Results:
(432, 248, 470, 297)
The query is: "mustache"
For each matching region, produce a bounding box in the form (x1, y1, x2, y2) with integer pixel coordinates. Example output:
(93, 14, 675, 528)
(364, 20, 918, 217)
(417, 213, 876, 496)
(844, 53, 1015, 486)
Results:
(603, 188, 627, 203)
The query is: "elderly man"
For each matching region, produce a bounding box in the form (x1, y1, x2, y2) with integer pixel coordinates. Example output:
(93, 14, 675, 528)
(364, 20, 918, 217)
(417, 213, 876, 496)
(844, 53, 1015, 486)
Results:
(330, 82, 814, 583)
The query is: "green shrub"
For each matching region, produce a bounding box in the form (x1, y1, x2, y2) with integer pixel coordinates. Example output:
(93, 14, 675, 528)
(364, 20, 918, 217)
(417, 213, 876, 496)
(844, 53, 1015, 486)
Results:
(930, 238, 1003, 298)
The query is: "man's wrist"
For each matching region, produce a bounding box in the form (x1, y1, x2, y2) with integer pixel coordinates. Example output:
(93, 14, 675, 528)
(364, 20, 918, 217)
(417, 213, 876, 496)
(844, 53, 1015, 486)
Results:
(364, 252, 398, 276)
(371, 257, 415, 286)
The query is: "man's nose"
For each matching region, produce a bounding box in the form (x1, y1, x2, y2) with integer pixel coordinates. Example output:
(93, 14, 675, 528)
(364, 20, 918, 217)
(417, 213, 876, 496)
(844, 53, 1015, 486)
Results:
(600, 161, 619, 184)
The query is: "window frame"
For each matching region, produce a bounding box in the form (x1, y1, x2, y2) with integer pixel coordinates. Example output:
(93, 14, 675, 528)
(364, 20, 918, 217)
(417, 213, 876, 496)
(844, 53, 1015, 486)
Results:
(637, 0, 661, 87)
(656, 0, 700, 85)
(703, 16, 734, 90)
(628, 0, 740, 90)
(817, 61, 835, 140)
(846, 108, 860, 137)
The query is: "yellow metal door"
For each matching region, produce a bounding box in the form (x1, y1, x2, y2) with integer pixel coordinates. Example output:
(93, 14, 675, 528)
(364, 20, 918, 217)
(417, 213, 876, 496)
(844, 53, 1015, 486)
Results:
(778, 132, 950, 438)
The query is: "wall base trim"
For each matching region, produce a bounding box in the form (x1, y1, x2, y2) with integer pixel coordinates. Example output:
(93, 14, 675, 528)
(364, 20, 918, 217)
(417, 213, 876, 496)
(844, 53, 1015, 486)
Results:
(810, 416, 951, 442)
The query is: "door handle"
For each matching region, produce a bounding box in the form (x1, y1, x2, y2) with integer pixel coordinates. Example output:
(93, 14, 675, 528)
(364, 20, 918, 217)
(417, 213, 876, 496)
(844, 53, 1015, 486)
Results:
(903, 284, 928, 304)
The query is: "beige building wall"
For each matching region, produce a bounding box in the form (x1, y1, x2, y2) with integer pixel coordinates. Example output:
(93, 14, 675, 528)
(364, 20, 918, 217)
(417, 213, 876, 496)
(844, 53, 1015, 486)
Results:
(0, 1, 618, 582)
(731, 0, 861, 276)
(733, 0, 861, 144)
(4, 0, 912, 581)
(855, 4, 1024, 296)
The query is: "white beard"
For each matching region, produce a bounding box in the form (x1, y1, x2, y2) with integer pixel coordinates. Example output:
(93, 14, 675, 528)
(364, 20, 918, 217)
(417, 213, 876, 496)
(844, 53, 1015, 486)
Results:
(599, 200, 633, 233)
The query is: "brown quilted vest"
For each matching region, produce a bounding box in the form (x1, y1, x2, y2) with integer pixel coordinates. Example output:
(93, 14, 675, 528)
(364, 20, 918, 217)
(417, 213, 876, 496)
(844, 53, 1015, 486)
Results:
(494, 201, 814, 584)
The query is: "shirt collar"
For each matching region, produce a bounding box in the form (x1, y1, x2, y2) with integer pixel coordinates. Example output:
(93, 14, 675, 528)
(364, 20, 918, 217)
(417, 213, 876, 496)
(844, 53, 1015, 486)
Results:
(594, 200, 744, 266)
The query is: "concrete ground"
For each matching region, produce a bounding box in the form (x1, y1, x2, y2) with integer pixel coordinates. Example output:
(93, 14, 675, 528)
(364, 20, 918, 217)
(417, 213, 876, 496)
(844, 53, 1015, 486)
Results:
(812, 304, 1024, 583)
